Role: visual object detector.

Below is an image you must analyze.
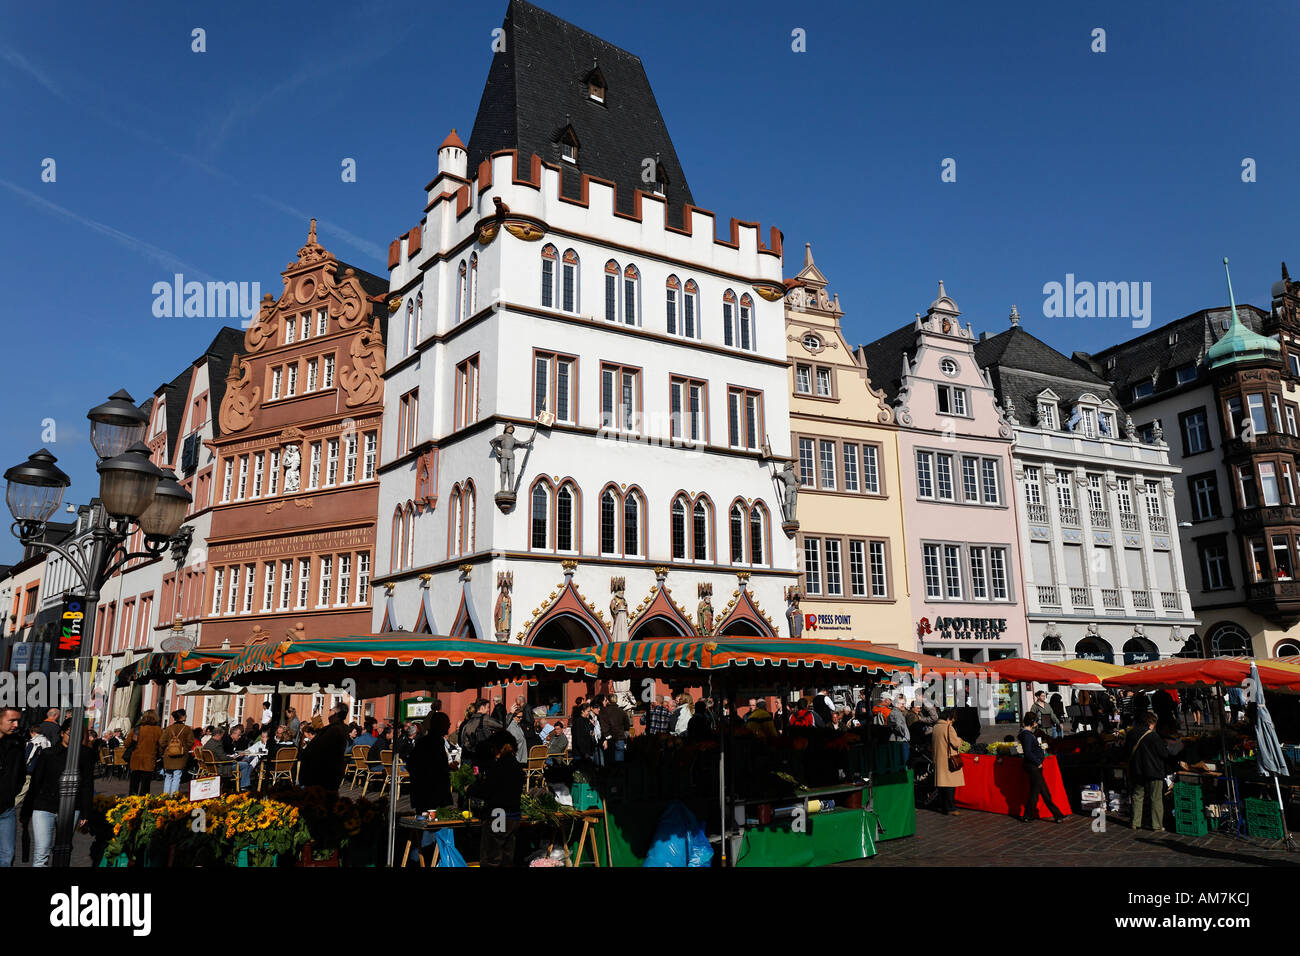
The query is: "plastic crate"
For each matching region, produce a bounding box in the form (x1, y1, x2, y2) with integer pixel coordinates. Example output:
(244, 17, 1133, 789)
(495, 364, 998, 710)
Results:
(1247, 816, 1285, 839)
(1245, 797, 1282, 820)
(571, 781, 602, 810)
(1173, 811, 1208, 837)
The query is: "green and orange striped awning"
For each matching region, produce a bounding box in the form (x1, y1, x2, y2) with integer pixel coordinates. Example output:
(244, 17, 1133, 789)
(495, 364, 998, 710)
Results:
(208, 634, 598, 686)
(113, 649, 237, 687)
(586, 638, 916, 677)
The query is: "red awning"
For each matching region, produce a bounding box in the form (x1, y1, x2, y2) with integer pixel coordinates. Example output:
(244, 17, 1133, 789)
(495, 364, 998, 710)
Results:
(985, 657, 1102, 685)
(1103, 657, 1300, 690)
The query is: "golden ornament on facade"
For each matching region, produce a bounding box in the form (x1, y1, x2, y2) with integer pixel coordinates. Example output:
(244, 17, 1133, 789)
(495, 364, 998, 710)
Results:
(387, 297, 403, 314)
(478, 222, 500, 245)
(504, 220, 544, 241)
(753, 283, 785, 302)
(561, 559, 578, 572)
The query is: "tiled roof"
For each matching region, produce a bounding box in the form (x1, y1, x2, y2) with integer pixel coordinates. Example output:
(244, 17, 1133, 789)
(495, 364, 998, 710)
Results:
(467, 0, 694, 227)
(975, 326, 1118, 425)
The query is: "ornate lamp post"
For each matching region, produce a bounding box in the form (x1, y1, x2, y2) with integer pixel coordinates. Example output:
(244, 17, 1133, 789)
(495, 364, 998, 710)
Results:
(3, 391, 192, 867)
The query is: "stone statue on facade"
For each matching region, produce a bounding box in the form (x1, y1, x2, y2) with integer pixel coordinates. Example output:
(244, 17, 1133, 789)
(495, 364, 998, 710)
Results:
(282, 443, 302, 493)
(1123, 414, 1137, 441)
(609, 577, 629, 643)
(493, 571, 513, 642)
(785, 586, 804, 639)
(696, 582, 714, 637)
(490, 424, 535, 494)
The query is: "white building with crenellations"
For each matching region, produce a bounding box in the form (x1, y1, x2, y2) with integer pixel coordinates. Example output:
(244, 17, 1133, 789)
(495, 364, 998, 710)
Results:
(371, 0, 799, 658)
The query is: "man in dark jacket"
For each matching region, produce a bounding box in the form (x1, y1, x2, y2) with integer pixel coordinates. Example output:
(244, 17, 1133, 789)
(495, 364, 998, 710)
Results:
(1017, 713, 1066, 823)
(457, 700, 502, 770)
(37, 708, 60, 746)
(469, 730, 524, 867)
(0, 707, 26, 867)
(1127, 712, 1170, 831)
(598, 695, 631, 763)
(22, 719, 95, 867)
(406, 712, 452, 813)
(299, 712, 349, 790)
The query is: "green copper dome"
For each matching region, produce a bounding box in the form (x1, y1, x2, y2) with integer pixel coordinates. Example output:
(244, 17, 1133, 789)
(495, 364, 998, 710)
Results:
(1207, 257, 1281, 369)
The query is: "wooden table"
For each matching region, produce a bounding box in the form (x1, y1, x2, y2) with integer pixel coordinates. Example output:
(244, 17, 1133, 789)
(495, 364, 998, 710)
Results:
(398, 810, 607, 867)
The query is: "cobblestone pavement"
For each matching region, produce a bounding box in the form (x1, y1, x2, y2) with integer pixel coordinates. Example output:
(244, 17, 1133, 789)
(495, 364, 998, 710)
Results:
(845, 806, 1300, 867)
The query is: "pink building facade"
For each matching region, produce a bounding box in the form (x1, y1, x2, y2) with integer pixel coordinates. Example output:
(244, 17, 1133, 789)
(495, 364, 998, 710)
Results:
(861, 285, 1029, 667)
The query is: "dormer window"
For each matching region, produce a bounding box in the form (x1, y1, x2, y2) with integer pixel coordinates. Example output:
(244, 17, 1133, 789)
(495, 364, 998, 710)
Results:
(556, 124, 580, 165)
(1038, 403, 1057, 429)
(584, 65, 607, 104)
(1176, 366, 1197, 385)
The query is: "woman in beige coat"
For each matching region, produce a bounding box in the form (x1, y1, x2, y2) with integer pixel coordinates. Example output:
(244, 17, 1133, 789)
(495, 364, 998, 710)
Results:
(933, 708, 965, 815)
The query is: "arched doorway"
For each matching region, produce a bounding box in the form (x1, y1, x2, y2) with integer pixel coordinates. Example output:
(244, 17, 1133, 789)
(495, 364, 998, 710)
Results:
(1040, 635, 1064, 654)
(1074, 636, 1114, 664)
(1176, 633, 1204, 658)
(1122, 637, 1159, 665)
(1206, 622, 1251, 658)
(632, 617, 692, 639)
(1274, 640, 1300, 658)
(716, 618, 765, 637)
(529, 615, 604, 650)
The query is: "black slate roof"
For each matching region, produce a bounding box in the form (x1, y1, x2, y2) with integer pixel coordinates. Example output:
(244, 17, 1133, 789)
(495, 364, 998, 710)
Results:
(975, 325, 1118, 427)
(203, 327, 250, 439)
(1081, 304, 1271, 407)
(157, 367, 194, 463)
(467, 0, 694, 228)
(856, 322, 921, 406)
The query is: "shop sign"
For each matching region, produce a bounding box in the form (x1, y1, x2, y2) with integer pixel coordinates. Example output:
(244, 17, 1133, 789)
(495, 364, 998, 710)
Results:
(1076, 650, 1114, 663)
(53, 596, 86, 660)
(803, 612, 853, 633)
(1123, 651, 1159, 665)
(917, 616, 1008, 640)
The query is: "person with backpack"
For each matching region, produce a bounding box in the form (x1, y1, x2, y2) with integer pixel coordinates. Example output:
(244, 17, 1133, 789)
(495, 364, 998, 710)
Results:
(160, 710, 195, 795)
(787, 698, 816, 733)
(457, 699, 501, 770)
(1127, 712, 1171, 831)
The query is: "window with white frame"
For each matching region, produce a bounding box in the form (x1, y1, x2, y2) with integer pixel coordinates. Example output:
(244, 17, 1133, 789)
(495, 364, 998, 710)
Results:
(670, 377, 705, 443)
(843, 443, 859, 493)
(337, 554, 351, 606)
(279, 560, 292, 610)
(222, 459, 233, 502)
(308, 442, 321, 489)
(236, 456, 248, 500)
(862, 445, 880, 494)
(601, 364, 641, 433)
(211, 568, 224, 616)
(363, 432, 377, 480)
(937, 384, 968, 416)
(804, 537, 822, 595)
(227, 565, 241, 615)
(534, 352, 575, 424)
(287, 363, 298, 397)
(326, 438, 339, 487)
(819, 441, 836, 490)
(357, 552, 370, 604)
(344, 434, 358, 484)
(307, 358, 318, 392)
(916, 450, 934, 498)
(297, 558, 310, 609)
(268, 449, 280, 496)
(242, 564, 255, 613)
(799, 438, 815, 486)
(319, 557, 334, 606)
(252, 453, 264, 497)
(271, 368, 282, 401)
(727, 387, 762, 450)
(795, 364, 812, 394)
(323, 355, 335, 389)
(922, 544, 941, 599)
(262, 563, 275, 612)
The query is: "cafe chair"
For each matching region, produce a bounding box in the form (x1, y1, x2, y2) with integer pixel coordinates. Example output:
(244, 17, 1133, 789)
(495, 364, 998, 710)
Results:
(111, 747, 129, 780)
(377, 751, 409, 799)
(345, 745, 371, 790)
(525, 745, 549, 789)
(199, 748, 244, 794)
(264, 747, 298, 788)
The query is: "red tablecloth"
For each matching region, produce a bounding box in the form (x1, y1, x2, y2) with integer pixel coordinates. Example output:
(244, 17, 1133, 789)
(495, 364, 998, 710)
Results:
(955, 753, 1071, 817)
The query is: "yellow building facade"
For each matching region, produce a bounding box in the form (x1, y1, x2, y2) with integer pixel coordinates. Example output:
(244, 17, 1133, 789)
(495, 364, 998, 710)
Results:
(784, 245, 912, 646)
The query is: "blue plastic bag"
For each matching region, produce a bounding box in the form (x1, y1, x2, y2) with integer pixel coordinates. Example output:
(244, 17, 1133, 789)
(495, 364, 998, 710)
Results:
(434, 827, 467, 867)
(642, 801, 714, 867)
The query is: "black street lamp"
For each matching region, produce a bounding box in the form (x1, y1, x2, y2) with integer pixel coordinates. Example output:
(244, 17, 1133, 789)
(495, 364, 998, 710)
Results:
(4, 391, 192, 867)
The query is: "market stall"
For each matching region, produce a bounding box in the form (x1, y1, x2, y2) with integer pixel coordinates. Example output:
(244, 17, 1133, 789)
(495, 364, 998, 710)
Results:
(583, 637, 918, 867)
(955, 751, 1071, 817)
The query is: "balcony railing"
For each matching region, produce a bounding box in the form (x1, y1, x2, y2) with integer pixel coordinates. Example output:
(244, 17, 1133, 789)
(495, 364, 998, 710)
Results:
(1069, 586, 1091, 608)
(1160, 591, 1182, 611)
(1148, 515, 1169, 534)
(1059, 507, 1080, 527)
(1037, 585, 1060, 607)
(1118, 512, 1141, 532)
(1090, 510, 1111, 528)
(1101, 588, 1123, 609)
(1026, 503, 1049, 524)
(1131, 589, 1154, 610)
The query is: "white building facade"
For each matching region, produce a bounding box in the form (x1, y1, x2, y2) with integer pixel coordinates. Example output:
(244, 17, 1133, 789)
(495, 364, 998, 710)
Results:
(373, 4, 797, 652)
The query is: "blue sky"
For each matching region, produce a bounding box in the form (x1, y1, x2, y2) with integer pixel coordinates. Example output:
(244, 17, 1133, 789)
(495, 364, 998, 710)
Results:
(0, 0, 1296, 562)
